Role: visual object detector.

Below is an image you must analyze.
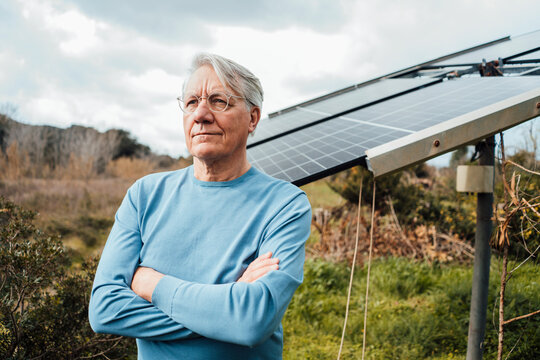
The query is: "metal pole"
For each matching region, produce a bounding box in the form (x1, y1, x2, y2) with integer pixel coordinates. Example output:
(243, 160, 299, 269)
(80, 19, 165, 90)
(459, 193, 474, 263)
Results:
(466, 136, 495, 360)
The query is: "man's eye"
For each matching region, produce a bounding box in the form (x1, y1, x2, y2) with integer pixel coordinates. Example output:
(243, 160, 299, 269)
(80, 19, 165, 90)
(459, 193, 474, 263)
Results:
(210, 95, 227, 104)
(185, 99, 198, 107)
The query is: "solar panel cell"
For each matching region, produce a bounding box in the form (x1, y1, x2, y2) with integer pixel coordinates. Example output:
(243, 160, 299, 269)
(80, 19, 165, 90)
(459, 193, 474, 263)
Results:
(248, 78, 439, 146)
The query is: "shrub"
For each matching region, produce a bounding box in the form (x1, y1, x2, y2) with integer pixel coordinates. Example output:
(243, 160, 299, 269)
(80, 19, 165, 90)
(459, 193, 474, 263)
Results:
(0, 197, 135, 359)
(327, 165, 477, 240)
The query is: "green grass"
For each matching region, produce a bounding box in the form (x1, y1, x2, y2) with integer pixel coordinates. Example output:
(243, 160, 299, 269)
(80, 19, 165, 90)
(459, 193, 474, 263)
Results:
(283, 257, 540, 359)
(301, 179, 343, 209)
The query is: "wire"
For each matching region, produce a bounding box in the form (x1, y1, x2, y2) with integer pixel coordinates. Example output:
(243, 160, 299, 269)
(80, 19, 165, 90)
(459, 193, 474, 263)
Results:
(337, 176, 363, 360)
(362, 181, 376, 360)
(336, 178, 377, 360)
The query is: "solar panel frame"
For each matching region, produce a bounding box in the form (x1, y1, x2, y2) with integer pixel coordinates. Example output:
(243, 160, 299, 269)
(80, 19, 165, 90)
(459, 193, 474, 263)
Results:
(366, 87, 540, 176)
(433, 30, 540, 66)
(506, 49, 540, 63)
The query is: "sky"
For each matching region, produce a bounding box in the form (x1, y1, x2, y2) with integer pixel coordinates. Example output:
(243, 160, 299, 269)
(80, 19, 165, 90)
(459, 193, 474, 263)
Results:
(1, 0, 539, 162)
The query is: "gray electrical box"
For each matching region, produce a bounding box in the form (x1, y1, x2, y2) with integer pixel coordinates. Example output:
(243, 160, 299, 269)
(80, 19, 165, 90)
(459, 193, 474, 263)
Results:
(456, 165, 494, 193)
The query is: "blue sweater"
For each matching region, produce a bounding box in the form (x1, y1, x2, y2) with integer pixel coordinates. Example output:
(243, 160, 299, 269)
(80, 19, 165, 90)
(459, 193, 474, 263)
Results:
(89, 166, 312, 359)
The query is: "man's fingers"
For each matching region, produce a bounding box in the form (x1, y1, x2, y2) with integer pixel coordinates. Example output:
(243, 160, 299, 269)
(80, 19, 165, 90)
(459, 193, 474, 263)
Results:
(247, 257, 279, 272)
(244, 252, 274, 271)
(249, 264, 279, 282)
(237, 252, 280, 283)
(249, 252, 272, 266)
(131, 266, 164, 302)
(238, 263, 279, 283)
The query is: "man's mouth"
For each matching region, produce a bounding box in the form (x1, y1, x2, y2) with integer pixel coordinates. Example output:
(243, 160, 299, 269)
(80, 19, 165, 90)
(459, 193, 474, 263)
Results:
(193, 132, 220, 136)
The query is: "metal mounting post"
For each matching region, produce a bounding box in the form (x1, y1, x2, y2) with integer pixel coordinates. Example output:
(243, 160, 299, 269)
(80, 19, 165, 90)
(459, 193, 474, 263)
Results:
(466, 136, 495, 360)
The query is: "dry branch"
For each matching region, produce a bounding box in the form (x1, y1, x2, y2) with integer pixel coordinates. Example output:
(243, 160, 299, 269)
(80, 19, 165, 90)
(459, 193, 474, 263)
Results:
(506, 159, 540, 176)
(503, 309, 540, 325)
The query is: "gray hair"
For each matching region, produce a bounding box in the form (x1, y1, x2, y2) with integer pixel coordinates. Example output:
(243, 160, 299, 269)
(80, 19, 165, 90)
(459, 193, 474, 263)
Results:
(183, 53, 264, 110)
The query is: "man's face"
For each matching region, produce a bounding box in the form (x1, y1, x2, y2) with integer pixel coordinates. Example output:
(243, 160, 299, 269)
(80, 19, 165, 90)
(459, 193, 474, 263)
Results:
(183, 65, 260, 163)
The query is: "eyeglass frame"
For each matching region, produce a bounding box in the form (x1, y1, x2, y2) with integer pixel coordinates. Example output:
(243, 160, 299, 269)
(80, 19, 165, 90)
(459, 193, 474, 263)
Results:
(177, 91, 247, 114)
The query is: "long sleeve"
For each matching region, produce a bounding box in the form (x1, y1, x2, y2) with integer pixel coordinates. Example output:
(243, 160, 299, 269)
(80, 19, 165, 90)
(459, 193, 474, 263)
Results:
(88, 182, 196, 341)
(151, 192, 312, 347)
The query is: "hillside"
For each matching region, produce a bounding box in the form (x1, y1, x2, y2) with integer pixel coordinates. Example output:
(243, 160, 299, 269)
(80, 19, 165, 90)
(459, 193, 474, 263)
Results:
(0, 114, 180, 174)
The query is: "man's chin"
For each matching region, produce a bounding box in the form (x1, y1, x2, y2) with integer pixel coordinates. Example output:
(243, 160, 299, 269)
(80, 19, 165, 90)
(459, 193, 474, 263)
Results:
(191, 146, 224, 161)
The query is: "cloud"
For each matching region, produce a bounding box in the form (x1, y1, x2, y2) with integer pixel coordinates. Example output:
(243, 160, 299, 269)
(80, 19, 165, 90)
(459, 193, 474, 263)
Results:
(2, 0, 540, 160)
(67, 0, 350, 42)
(2, 0, 190, 156)
(17, 1, 106, 57)
(122, 68, 184, 100)
(45, 9, 105, 56)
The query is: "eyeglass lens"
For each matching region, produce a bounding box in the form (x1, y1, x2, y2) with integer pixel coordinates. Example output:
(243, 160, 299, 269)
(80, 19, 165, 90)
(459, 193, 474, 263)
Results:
(181, 92, 229, 113)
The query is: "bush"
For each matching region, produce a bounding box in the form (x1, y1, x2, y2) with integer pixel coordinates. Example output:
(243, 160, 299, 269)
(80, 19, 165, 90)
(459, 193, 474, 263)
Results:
(0, 197, 135, 359)
(494, 150, 540, 262)
(327, 165, 477, 239)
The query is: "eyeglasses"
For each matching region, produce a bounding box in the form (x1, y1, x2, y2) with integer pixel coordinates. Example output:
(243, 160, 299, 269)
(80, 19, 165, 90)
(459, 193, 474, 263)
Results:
(177, 91, 245, 114)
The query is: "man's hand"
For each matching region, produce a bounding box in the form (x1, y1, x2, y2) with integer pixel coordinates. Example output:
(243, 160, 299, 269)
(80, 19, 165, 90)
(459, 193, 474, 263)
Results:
(131, 267, 165, 302)
(237, 252, 279, 283)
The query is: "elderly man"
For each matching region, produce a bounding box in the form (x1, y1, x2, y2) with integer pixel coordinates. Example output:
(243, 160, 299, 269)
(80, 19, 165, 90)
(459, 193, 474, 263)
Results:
(89, 53, 311, 359)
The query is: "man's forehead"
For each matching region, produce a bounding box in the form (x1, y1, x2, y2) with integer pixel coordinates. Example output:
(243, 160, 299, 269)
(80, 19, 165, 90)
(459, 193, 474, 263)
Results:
(184, 65, 228, 94)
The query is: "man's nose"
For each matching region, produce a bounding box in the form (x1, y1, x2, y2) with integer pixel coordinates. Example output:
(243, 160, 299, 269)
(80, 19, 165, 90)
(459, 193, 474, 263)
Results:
(192, 99, 214, 124)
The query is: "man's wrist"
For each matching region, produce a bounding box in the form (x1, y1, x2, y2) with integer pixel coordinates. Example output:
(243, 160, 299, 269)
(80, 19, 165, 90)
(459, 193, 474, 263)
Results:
(131, 267, 165, 302)
(152, 275, 184, 317)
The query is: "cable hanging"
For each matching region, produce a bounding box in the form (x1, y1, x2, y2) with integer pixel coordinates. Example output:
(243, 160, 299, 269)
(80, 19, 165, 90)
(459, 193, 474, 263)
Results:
(362, 180, 376, 360)
(337, 178, 376, 360)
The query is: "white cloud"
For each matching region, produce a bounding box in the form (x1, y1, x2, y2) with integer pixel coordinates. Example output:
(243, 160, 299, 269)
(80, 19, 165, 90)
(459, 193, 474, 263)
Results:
(23, 92, 78, 128)
(5, 0, 540, 162)
(206, 25, 361, 113)
(18, 82, 187, 157)
(17, 0, 107, 57)
(51, 10, 105, 56)
(0, 52, 25, 83)
(122, 68, 184, 99)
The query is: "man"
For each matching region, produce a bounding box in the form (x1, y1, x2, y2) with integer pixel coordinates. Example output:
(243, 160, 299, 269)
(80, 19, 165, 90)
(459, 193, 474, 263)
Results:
(89, 53, 312, 359)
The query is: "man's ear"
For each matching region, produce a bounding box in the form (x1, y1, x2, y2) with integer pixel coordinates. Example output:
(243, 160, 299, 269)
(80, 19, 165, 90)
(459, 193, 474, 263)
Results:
(248, 106, 261, 133)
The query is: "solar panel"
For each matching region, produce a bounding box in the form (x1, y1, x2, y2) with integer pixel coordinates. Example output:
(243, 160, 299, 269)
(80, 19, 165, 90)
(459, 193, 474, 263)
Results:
(247, 78, 438, 146)
(247, 76, 540, 185)
(433, 30, 540, 66)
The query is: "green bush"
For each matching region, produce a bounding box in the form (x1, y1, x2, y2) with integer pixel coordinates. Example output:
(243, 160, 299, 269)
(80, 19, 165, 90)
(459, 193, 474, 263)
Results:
(327, 165, 477, 239)
(0, 197, 135, 359)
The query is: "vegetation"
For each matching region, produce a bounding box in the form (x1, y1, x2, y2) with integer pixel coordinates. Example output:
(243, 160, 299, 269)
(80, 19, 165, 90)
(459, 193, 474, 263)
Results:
(0, 197, 136, 359)
(0, 115, 538, 358)
(0, 115, 188, 179)
(494, 149, 540, 259)
(327, 163, 477, 241)
(283, 257, 540, 359)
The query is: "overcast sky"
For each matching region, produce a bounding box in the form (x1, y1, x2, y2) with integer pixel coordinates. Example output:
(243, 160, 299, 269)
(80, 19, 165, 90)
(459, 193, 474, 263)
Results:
(1, 0, 539, 160)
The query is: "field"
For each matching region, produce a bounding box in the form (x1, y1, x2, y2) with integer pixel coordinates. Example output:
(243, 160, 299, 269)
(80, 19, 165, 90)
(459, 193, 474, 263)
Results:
(1, 168, 539, 359)
(283, 257, 540, 359)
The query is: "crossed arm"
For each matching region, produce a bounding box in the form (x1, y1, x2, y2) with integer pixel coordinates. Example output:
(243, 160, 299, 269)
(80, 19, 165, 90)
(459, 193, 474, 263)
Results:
(131, 252, 280, 302)
(89, 183, 311, 346)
